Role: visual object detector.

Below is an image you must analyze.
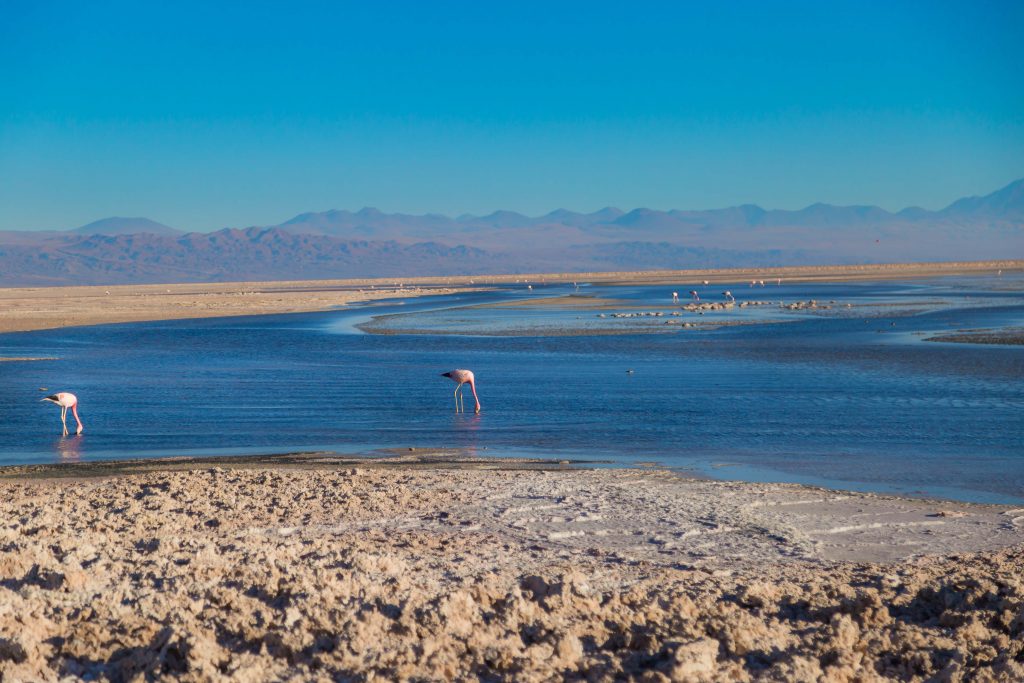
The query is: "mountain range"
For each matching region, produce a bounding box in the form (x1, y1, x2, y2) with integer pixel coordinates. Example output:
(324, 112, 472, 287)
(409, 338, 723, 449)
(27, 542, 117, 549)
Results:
(1, 179, 1021, 286)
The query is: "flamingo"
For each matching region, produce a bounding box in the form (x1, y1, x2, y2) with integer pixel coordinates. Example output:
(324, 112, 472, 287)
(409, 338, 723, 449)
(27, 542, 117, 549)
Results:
(723, 291, 735, 302)
(42, 392, 83, 436)
(672, 291, 679, 303)
(441, 369, 481, 414)
(690, 290, 700, 301)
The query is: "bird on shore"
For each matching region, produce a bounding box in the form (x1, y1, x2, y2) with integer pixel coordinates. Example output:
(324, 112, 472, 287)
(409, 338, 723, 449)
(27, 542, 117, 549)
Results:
(41, 392, 83, 436)
(441, 369, 481, 414)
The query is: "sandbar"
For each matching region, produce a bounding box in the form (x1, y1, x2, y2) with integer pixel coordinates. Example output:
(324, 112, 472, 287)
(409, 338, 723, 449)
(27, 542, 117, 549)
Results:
(925, 328, 1024, 346)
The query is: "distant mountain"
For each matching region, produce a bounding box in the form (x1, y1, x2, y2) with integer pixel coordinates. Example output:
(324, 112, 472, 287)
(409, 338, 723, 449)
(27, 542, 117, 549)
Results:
(613, 208, 695, 231)
(72, 217, 181, 236)
(279, 208, 458, 239)
(941, 179, 1024, 218)
(1, 178, 1020, 285)
(0, 228, 501, 286)
(470, 210, 533, 228)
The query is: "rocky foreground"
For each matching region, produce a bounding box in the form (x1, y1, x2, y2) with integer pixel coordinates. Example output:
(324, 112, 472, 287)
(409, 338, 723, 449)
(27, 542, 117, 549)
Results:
(1, 462, 1022, 681)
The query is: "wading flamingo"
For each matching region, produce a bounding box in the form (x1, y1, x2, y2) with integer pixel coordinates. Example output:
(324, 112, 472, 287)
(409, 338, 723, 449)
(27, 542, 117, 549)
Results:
(42, 392, 83, 436)
(723, 291, 735, 302)
(690, 290, 700, 301)
(442, 370, 481, 414)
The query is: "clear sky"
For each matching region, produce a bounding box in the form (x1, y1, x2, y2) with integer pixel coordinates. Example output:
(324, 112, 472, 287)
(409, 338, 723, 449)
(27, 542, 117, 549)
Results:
(2, 1, 1022, 231)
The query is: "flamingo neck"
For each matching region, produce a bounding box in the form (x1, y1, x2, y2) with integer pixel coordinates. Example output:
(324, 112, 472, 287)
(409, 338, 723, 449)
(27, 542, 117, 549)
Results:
(468, 380, 481, 412)
(71, 404, 83, 431)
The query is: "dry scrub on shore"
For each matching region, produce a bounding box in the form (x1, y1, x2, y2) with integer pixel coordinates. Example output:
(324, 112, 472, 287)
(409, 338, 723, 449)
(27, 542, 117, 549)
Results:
(0, 466, 1022, 681)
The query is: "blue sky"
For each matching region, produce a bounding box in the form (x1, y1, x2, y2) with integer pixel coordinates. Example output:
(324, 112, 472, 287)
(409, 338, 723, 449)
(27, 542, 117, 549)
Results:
(1, 1, 1022, 231)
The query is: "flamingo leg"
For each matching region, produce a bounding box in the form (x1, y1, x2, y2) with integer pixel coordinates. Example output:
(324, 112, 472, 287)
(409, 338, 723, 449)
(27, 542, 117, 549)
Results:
(60, 406, 68, 436)
(454, 385, 461, 412)
(458, 385, 465, 413)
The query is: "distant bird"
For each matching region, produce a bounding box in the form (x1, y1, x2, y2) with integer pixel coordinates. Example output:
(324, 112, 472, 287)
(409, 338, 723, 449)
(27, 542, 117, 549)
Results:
(441, 370, 480, 414)
(723, 291, 735, 302)
(690, 290, 700, 301)
(41, 392, 83, 436)
(702, 280, 709, 286)
(672, 291, 679, 303)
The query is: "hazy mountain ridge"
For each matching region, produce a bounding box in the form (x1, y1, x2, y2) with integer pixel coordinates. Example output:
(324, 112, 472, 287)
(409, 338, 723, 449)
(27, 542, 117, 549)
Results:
(72, 217, 182, 236)
(0, 228, 501, 286)
(1, 179, 1020, 285)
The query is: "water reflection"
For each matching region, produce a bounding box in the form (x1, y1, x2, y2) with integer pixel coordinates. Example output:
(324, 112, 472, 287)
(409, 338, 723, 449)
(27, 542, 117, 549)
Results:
(451, 413, 482, 456)
(54, 435, 83, 460)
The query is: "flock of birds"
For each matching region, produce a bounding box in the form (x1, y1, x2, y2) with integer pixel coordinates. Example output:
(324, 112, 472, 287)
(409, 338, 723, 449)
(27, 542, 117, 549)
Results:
(668, 278, 782, 306)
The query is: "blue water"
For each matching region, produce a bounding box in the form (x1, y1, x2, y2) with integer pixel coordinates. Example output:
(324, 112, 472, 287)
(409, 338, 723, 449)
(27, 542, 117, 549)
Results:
(1, 276, 1022, 503)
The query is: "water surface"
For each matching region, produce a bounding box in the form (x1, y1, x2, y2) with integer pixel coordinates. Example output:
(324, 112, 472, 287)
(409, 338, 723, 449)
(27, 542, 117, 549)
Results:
(1, 276, 1022, 503)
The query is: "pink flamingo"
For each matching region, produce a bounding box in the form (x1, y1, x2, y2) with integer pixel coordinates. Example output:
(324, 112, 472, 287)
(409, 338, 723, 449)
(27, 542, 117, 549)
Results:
(690, 290, 700, 301)
(441, 369, 480, 413)
(723, 291, 735, 302)
(42, 392, 83, 435)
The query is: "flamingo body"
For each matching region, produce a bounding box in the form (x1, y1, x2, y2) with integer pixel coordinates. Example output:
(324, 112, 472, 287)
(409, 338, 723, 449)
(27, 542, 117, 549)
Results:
(442, 369, 480, 413)
(42, 392, 83, 435)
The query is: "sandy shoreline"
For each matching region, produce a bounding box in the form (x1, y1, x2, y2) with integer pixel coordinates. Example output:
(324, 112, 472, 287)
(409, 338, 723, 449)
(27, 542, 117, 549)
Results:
(0, 280, 473, 335)
(1, 259, 1019, 334)
(1, 454, 1022, 681)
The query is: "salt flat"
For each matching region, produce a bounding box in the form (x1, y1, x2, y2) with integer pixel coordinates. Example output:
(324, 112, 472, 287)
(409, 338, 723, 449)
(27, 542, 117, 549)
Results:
(1, 456, 1021, 681)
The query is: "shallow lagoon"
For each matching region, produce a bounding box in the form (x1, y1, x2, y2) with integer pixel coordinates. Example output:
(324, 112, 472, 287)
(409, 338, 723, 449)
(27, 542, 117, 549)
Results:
(1, 275, 1022, 503)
